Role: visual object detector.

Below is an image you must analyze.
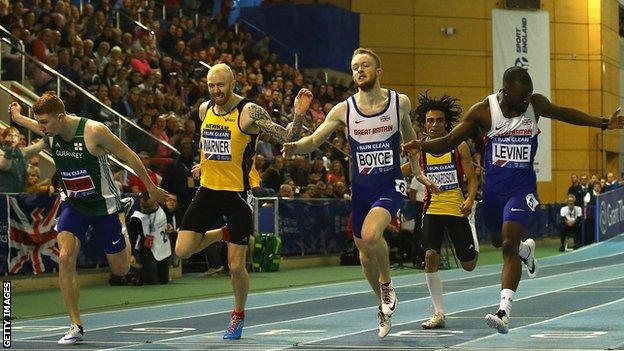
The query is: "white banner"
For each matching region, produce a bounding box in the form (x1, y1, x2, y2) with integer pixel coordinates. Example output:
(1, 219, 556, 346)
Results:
(492, 9, 551, 181)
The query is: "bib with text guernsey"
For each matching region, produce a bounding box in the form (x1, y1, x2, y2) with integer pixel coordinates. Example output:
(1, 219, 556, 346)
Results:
(202, 129, 232, 161)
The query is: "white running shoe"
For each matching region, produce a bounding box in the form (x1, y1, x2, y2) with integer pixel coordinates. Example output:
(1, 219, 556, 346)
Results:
(485, 309, 509, 334)
(377, 307, 391, 338)
(57, 324, 84, 345)
(521, 238, 538, 278)
(380, 281, 397, 317)
(421, 311, 445, 329)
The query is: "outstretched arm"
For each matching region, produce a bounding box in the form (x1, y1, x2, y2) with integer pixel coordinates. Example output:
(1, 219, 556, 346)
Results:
(247, 88, 313, 143)
(458, 141, 477, 216)
(403, 102, 484, 155)
(8, 102, 44, 136)
(91, 123, 169, 203)
(398, 94, 421, 176)
(22, 138, 48, 159)
(282, 101, 346, 155)
(532, 93, 624, 130)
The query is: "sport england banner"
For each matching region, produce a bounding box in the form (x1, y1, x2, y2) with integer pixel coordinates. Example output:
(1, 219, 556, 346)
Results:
(595, 186, 624, 242)
(492, 9, 551, 182)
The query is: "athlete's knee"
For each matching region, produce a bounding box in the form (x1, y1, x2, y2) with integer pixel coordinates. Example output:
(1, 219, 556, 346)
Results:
(491, 236, 502, 248)
(228, 259, 247, 276)
(501, 238, 518, 257)
(58, 250, 76, 269)
(175, 243, 194, 259)
(359, 230, 381, 248)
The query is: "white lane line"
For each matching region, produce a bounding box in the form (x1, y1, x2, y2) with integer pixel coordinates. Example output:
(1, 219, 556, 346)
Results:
(453, 296, 624, 348)
(264, 274, 624, 351)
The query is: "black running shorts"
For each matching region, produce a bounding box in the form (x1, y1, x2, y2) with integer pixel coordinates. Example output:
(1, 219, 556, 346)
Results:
(422, 214, 477, 262)
(180, 187, 254, 245)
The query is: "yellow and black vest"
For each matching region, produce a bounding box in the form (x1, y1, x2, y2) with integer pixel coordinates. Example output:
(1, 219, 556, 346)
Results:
(200, 99, 258, 191)
(420, 148, 465, 216)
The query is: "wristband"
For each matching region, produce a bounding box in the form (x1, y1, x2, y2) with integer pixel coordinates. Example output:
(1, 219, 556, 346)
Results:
(601, 118, 609, 131)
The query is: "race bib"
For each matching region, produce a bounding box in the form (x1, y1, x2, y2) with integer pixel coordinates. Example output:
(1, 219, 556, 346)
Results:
(395, 179, 407, 196)
(492, 138, 531, 168)
(426, 163, 459, 191)
(60, 169, 96, 198)
(202, 129, 232, 161)
(526, 193, 539, 211)
(356, 150, 393, 175)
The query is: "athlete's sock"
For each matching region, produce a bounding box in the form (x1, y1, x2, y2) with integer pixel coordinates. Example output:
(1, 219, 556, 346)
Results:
(518, 240, 530, 260)
(425, 272, 444, 314)
(499, 289, 514, 316)
(222, 226, 230, 242)
(232, 310, 245, 319)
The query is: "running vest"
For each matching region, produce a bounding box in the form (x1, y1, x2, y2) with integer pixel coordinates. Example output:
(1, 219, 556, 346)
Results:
(420, 147, 465, 216)
(200, 99, 257, 191)
(484, 93, 539, 194)
(52, 118, 121, 216)
(131, 206, 171, 261)
(347, 89, 404, 189)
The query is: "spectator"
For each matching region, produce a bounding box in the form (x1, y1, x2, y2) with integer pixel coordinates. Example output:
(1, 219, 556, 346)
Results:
(326, 160, 345, 185)
(0, 128, 47, 193)
(560, 194, 582, 251)
(278, 183, 294, 198)
(127, 192, 172, 285)
(25, 164, 53, 194)
(262, 156, 285, 193)
(160, 140, 195, 210)
(110, 84, 132, 117)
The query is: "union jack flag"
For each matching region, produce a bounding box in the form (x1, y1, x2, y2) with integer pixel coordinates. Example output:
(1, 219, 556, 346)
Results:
(8, 194, 61, 274)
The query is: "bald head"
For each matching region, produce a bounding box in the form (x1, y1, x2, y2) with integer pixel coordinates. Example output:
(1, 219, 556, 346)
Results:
(207, 63, 235, 106)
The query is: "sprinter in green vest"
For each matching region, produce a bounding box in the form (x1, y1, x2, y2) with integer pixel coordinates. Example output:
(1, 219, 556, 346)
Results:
(9, 92, 169, 345)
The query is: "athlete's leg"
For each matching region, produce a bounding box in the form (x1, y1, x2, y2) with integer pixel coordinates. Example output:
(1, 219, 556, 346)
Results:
(176, 188, 223, 259)
(227, 242, 249, 313)
(421, 215, 446, 328)
(57, 231, 82, 325)
(355, 207, 393, 298)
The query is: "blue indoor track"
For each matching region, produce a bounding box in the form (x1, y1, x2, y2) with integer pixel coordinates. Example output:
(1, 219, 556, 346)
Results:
(12, 233, 624, 350)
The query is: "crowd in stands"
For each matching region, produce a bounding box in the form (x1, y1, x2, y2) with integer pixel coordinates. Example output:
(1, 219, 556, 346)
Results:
(0, 0, 357, 209)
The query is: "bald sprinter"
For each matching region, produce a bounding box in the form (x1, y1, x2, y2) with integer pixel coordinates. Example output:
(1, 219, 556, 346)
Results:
(175, 63, 313, 339)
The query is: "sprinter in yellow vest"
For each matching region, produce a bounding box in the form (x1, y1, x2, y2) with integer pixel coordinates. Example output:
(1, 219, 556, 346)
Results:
(175, 64, 312, 340)
(413, 92, 479, 330)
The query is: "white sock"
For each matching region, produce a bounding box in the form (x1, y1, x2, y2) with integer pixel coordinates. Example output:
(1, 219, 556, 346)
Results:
(499, 289, 514, 316)
(518, 241, 530, 260)
(425, 272, 444, 315)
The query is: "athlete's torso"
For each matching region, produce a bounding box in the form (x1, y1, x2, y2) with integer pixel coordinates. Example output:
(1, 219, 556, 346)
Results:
(52, 118, 121, 216)
(421, 147, 465, 216)
(483, 93, 539, 194)
(200, 99, 258, 191)
(347, 89, 403, 189)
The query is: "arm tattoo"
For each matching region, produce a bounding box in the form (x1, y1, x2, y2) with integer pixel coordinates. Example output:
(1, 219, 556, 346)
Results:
(249, 105, 302, 143)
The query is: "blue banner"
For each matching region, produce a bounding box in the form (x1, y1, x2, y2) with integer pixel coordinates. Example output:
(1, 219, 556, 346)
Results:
(277, 199, 351, 256)
(595, 187, 624, 241)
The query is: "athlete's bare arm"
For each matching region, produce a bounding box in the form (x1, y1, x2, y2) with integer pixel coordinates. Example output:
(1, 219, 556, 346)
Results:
(242, 88, 313, 143)
(8, 102, 45, 136)
(21, 138, 47, 159)
(531, 93, 624, 129)
(89, 122, 169, 202)
(458, 141, 477, 216)
(404, 101, 488, 155)
(397, 94, 421, 178)
(282, 101, 347, 155)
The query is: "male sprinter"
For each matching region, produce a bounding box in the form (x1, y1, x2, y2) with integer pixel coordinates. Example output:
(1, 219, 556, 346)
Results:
(283, 48, 420, 338)
(404, 67, 624, 333)
(412, 92, 478, 329)
(175, 63, 312, 339)
(9, 93, 168, 345)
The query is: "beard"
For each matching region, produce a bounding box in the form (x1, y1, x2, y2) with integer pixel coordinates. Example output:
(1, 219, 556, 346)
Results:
(355, 75, 376, 91)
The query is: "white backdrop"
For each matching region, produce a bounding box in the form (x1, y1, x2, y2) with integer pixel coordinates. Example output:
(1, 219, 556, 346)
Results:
(492, 9, 552, 181)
